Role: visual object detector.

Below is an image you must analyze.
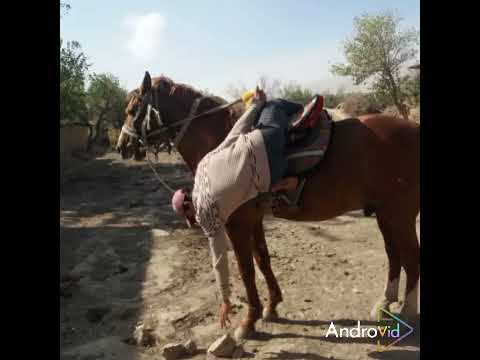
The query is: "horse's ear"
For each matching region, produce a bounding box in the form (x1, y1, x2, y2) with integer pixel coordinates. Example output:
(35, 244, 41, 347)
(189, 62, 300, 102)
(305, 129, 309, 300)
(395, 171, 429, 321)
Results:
(140, 71, 152, 95)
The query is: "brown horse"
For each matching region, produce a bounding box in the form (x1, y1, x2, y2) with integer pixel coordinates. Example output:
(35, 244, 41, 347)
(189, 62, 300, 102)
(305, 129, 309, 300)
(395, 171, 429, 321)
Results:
(116, 72, 420, 339)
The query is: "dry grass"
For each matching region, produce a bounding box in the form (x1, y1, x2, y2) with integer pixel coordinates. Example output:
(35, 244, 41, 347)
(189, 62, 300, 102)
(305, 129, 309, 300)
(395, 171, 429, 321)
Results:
(383, 105, 420, 123)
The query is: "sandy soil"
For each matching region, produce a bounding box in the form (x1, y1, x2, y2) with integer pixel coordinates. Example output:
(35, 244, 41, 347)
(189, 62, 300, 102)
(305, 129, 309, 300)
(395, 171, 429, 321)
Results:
(60, 152, 420, 360)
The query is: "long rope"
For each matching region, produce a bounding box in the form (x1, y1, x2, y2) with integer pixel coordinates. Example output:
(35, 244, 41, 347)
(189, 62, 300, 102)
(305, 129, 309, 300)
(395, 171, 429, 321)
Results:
(145, 154, 175, 194)
(142, 97, 243, 195)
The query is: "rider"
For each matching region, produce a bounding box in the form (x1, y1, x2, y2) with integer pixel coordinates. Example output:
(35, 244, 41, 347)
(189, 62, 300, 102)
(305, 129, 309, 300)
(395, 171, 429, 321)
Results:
(171, 87, 303, 328)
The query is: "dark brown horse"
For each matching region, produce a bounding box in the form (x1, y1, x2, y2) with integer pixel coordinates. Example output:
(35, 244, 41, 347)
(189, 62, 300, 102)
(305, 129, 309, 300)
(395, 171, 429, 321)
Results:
(116, 72, 420, 339)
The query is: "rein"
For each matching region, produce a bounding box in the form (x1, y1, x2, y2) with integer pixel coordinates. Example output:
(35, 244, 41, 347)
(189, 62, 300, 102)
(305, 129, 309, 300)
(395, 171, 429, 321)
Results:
(121, 94, 241, 150)
(145, 154, 175, 194)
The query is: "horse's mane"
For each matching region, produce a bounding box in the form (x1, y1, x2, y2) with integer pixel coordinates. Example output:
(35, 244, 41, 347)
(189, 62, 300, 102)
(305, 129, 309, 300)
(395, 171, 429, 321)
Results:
(125, 75, 244, 126)
(126, 75, 226, 107)
(155, 75, 204, 101)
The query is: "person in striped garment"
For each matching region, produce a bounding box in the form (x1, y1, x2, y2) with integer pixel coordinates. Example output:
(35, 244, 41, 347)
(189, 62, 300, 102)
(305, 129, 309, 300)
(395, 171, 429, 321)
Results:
(172, 87, 303, 327)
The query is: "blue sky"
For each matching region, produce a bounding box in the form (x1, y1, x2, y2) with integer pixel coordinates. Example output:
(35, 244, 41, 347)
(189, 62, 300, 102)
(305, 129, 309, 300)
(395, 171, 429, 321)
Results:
(60, 0, 419, 99)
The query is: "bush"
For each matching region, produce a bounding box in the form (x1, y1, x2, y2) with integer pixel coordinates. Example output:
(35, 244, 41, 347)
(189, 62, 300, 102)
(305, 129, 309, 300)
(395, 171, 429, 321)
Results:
(410, 106, 420, 123)
(401, 73, 420, 107)
(323, 91, 346, 108)
(342, 93, 365, 115)
(384, 105, 420, 123)
(364, 92, 391, 111)
(341, 93, 383, 116)
(279, 82, 313, 105)
(108, 128, 121, 150)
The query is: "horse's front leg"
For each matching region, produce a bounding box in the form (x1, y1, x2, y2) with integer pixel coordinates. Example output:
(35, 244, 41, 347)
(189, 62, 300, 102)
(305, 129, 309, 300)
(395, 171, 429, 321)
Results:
(252, 219, 283, 321)
(226, 208, 263, 340)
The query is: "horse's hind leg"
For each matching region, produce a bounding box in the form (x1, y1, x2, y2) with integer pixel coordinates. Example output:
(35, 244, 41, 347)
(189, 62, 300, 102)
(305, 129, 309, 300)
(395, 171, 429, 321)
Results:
(397, 220, 420, 321)
(371, 210, 419, 322)
(252, 219, 283, 321)
(370, 212, 402, 319)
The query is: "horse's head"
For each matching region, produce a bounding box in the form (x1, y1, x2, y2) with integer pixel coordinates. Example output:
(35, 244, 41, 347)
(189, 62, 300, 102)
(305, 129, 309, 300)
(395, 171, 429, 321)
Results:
(116, 71, 179, 160)
(117, 71, 238, 171)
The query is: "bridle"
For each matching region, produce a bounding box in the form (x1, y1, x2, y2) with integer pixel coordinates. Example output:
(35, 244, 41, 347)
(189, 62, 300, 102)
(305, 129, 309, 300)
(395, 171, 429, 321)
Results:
(120, 89, 242, 154)
(119, 87, 242, 193)
(120, 90, 170, 153)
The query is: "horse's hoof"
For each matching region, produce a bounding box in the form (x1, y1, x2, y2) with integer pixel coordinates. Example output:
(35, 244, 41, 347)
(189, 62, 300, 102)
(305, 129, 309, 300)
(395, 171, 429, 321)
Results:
(370, 298, 392, 320)
(234, 325, 256, 341)
(262, 307, 279, 322)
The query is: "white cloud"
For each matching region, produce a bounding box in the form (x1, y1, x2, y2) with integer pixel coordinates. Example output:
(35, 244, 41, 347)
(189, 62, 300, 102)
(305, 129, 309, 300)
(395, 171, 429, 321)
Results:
(123, 12, 166, 61)
(116, 25, 363, 97)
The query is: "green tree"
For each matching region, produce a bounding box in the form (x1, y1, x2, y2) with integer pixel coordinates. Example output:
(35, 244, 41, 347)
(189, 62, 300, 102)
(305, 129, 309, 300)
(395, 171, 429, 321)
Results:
(331, 11, 419, 119)
(60, 39, 89, 124)
(279, 82, 313, 105)
(85, 73, 128, 148)
(60, 2, 89, 124)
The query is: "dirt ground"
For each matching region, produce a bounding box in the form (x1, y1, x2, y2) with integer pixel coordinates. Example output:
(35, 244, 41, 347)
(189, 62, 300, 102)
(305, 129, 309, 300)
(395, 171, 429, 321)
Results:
(60, 151, 420, 360)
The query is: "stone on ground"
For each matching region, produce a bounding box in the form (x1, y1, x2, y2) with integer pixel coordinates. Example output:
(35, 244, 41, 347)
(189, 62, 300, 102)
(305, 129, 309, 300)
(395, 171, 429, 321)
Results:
(151, 228, 170, 237)
(162, 343, 187, 360)
(133, 323, 157, 347)
(207, 333, 237, 357)
(183, 339, 197, 355)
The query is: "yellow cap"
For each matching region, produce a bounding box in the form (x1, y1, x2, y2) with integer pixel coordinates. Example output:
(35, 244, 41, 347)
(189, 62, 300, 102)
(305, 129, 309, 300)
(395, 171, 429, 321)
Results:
(241, 90, 255, 107)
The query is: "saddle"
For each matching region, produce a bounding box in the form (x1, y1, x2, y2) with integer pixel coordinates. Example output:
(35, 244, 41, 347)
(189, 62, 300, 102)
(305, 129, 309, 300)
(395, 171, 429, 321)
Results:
(285, 95, 333, 176)
(258, 95, 334, 212)
(258, 95, 334, 211)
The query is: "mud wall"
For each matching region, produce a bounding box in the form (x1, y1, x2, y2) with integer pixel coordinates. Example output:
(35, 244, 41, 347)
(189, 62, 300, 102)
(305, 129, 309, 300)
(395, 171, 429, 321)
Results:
(60, 125, 90, 168)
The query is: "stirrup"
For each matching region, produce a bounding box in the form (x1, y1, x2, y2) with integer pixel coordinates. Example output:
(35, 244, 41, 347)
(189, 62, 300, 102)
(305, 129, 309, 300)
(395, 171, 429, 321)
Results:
(293, 178, 306, 205)
(276, 178, 306, 207)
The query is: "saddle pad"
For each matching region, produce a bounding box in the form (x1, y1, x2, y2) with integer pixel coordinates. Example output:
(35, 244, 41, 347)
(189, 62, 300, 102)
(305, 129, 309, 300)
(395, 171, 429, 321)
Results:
(285, 110, 333, 175)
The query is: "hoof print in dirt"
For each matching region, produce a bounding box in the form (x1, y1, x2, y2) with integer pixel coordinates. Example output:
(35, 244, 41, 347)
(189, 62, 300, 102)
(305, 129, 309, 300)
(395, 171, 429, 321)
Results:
(133, 324, 157, 347)
(85, 306, 111, 323)
(207, 333, 237, 357)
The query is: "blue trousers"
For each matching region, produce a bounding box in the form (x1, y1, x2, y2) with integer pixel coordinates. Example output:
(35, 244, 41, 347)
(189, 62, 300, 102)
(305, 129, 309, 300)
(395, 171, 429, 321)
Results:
(255, 99, 303, 186)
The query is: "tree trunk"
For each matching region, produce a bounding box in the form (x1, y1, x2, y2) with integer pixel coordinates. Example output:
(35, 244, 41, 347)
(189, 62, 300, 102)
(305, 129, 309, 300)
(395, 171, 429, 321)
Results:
(87, 108, 108, 151)
(386, 72, 409, 120)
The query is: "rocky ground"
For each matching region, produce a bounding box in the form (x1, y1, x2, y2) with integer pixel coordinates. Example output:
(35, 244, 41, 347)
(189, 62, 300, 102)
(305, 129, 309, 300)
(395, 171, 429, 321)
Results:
(60, 151, 420, 360)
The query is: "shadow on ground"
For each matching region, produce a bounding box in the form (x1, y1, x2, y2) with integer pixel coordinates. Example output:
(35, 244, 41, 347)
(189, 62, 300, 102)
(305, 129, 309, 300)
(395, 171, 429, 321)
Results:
(60, 153, 193, 360)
